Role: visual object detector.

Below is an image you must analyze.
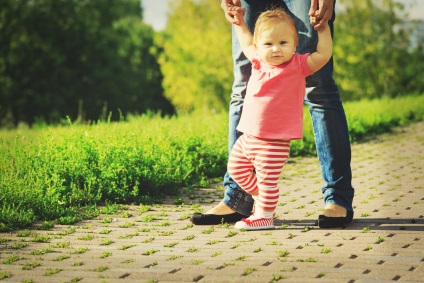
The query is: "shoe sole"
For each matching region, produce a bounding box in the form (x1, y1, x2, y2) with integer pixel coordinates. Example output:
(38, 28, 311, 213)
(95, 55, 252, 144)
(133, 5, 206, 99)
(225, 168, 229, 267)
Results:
(235, 225, 275, 231)
(234, 219, 275, 230)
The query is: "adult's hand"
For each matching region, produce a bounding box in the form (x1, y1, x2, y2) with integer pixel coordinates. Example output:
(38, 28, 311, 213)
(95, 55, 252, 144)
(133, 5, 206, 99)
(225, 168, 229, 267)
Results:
(309, 0, 334, 30)
(221, 0, 242, 24)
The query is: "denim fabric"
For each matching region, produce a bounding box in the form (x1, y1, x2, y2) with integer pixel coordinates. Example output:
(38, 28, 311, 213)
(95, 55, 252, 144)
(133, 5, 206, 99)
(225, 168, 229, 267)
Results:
(223, 0, 354, 215)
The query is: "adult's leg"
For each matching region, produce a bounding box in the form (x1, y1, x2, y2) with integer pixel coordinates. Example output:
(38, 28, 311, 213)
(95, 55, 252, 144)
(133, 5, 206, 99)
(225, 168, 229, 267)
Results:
(191, 0, 280, 224)
(284, 0, 354, 226)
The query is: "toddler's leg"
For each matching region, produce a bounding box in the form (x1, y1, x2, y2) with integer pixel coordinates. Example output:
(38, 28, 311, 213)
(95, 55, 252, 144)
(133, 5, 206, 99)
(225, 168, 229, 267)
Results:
(227, 135, 258, 195)
(234, 137, 290, 230)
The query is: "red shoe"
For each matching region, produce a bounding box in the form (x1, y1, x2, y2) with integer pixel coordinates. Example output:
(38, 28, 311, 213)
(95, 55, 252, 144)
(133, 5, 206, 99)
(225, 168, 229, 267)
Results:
(234, 217, 274, 230)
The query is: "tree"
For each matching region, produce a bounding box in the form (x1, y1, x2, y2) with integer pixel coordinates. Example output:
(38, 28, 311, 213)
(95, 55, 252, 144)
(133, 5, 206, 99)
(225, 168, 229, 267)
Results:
(158, 0, 233, 114)
(0, 0, 174, 127)
(158, 0, 424, 114)
(334, 0, 424, 100)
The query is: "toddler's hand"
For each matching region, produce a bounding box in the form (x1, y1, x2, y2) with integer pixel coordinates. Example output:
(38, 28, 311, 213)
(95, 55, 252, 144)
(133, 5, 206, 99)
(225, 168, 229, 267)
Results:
(309, 11, 321, 30)
(310, 11, 330, 31)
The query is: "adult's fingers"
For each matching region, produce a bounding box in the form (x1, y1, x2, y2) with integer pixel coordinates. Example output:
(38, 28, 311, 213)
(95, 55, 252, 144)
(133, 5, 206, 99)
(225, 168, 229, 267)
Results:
(309, 0, 318, 17)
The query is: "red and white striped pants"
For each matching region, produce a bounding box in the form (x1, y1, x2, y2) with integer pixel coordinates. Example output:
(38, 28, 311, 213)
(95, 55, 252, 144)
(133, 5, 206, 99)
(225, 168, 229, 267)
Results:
(228, 134, 290, 212)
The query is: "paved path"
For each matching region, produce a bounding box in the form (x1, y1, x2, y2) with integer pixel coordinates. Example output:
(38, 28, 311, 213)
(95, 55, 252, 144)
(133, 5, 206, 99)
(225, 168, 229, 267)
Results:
(1, 122, 423, 283)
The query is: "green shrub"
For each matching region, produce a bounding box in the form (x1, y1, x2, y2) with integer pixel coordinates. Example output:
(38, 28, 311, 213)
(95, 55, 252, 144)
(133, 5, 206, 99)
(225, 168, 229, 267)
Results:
(0, 94, 423, 231)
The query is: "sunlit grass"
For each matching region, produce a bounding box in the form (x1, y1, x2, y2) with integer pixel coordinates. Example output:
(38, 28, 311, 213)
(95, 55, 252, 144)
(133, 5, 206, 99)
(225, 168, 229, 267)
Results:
(1, 95, 423, 231)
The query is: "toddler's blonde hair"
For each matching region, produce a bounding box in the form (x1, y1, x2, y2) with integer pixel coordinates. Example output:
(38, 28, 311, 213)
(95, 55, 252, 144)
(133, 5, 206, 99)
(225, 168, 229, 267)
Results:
(253, 9, 298, 44)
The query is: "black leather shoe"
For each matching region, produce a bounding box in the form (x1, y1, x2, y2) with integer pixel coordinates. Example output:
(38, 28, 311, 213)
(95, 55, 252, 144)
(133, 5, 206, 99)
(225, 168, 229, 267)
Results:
(317, 210, 354, 228)
(190, 212, 247, 225)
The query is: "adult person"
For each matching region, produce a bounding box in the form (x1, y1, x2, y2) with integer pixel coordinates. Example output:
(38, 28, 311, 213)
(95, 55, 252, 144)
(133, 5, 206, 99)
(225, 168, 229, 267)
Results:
(191, 0, 354, 228)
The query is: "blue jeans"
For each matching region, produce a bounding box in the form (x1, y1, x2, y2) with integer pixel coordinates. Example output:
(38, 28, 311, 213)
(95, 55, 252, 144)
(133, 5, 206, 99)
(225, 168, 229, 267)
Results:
(223, 0, 354, 216)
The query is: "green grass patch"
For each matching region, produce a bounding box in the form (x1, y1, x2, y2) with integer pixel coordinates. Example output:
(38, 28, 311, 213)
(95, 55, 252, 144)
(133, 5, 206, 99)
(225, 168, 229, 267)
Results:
(1, 95, 423, 230)
(45, 268, 62, 276)
(31, 247, 55, 255)
(22, 261, 41, 270)
(3, 254, 22, 264)
(0, 271, 12, 280)
(9, 242, 29, 249)
(52, 255, 71, 261)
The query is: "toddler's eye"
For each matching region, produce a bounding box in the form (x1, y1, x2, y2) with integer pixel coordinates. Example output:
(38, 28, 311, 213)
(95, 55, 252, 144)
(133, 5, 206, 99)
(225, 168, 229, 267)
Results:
(280, 41, 287, 45)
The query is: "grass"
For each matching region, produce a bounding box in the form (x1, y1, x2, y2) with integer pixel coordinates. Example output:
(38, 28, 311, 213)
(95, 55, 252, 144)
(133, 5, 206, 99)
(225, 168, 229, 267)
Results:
(52, 255, 71, 261)
(321, 248, 332, 254)
(166, 255, 183, 261)
(186, 246, 198, 252)
(74, 247, 89, 254)
(31, 248, 55, 255)
(31, 235, 50, 243)
(376, 237, 385, 243)
(22, 262, 41, 270)
(77, 234, 94, 241)
(212, 251, 223, 257)
(0, 271, 12, 280)
(142, 249, 158, 255)
(202, 226, 214, 234)
(9, 243, 29, 249)
(164, 241, 179, 247)
(3, 254, 22, 264)
(361, 226, 371, 233)
(99, 228, 113, 234)
(226, 230, 238, 238)
(100, 252, 112, 258)
(277, 250, 290, 258)
(119, 244, 137, 250)
(100, 238, 114, 245)
(242, 267, 256, 276)
(183, 234, 195, 240)
(0, 94, 423, 231)
(72, 262, 84, 266)
(297, 258, 318, 262)
(208, 239, 224, 245)
(93, 266, 109, 272)
(44, 268, 62, 276)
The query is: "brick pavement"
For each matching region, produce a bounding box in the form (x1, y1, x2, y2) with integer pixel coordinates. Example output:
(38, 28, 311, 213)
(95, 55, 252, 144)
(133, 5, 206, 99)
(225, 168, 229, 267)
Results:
(0, 121, 423, 283)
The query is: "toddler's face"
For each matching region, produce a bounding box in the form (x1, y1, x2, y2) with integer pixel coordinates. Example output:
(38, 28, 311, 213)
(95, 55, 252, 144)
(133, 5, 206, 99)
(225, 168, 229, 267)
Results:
(255, 21, 297, 66)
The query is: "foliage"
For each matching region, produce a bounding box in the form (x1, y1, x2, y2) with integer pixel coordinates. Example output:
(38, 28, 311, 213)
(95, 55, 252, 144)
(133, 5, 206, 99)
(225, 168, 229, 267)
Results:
(158, 0, 233, 113)
(1, 0, 423, 124)
(0, 112, 228, 230)
(1, 95, 423, 231)
(158, 0, 424, 114)
(0, 0, 174, 127)
(334, 0, 424, 100)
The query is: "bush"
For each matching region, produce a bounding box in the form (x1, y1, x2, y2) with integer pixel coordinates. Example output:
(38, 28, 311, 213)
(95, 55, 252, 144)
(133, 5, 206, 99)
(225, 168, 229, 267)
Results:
(0, 94, 423, 231)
